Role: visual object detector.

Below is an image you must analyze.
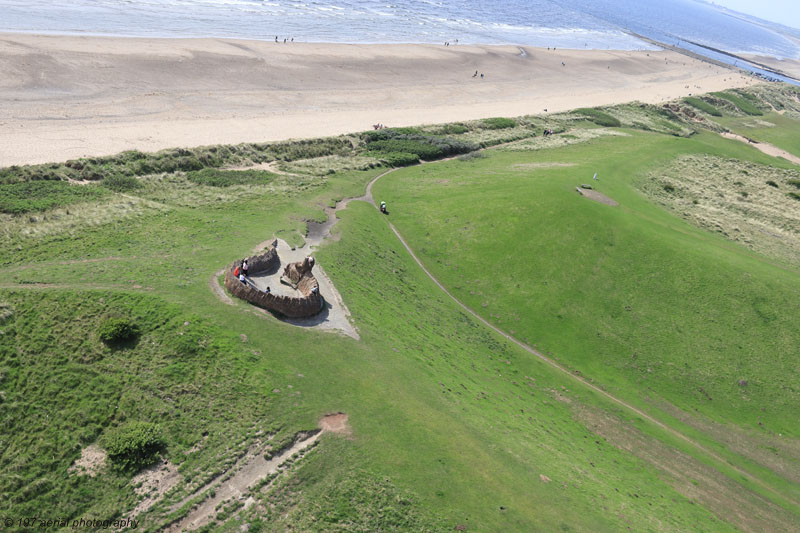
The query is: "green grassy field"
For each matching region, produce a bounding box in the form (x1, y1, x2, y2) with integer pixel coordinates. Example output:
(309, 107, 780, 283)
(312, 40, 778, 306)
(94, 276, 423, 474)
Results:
(1, 84, 799, 531)
(716, 112, 800, 158)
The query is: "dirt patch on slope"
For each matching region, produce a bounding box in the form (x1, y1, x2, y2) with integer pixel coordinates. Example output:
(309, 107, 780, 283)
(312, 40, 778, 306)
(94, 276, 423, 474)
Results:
(721, 132, 800, 165)
(652, 400, 800, 486)
(573, 404, 799, 532)
(69, 444, 106, 477)
(320, 413, 351, 436)
(576, 187, 619, 206)
(132, 460, 183, 516)
(164, 427, 330, 531)
(511, 162, 577, 170)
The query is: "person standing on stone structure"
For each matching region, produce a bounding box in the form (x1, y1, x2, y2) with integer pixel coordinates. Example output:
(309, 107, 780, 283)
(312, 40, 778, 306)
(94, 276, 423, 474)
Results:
(242, 260, 249, 277)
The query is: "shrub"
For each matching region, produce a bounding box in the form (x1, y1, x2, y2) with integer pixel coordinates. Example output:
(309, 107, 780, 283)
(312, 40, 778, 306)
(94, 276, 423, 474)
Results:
(367, 151, 419, 167)
(481, 117, 517, 130)
(185, 169, 276, 187)
(97, 316, 140, 344)
(102, 174, 141, 192)
(102, 422, 164, 472)
(366, 139, 443, 160)
(787, 179, 800, 189)
(789, 192, 800, 201)
(711, 91, 764, 116)
(432, 123, 469, 135)
(683, 97, 722, 116)
(363, 129, 477, 161)
(574, 108, 621, 127)
(766, 180, 779, 188)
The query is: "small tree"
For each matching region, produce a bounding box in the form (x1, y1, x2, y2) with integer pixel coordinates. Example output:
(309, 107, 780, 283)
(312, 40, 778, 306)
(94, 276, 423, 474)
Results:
(102, 422, 164, 472)
(97, 316, 140, 345)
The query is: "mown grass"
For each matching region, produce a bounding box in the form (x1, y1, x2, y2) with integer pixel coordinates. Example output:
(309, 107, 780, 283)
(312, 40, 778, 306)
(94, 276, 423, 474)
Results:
(374, 128, 800, 516)
(716, 112, 800, 158)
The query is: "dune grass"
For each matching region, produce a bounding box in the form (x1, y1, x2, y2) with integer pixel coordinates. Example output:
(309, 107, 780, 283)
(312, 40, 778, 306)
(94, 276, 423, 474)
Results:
(712, 91, 765, 116)
(0, 180, 107, 214)
(684, 96, 723, 116)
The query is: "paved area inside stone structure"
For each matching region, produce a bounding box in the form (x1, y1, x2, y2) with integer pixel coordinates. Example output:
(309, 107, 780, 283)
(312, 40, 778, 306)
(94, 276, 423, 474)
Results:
(248, 238, 358, 339)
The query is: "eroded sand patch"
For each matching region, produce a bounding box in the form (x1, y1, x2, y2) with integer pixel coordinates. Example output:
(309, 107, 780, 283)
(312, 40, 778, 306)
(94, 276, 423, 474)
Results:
(132, 460, 182, 516)
(69, 444, 107, 477)
(721, 132, 800, 165)
(163, 414, 349, 530)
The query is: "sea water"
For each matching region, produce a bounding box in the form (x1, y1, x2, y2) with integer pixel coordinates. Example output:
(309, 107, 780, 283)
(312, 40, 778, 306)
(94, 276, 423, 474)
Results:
(0, 0, 798, 59)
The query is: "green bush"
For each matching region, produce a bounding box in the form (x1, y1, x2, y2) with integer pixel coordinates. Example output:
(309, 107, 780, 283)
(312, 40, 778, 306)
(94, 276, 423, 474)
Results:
(574, 108, 621, 127)
(0, 181, 106, 214)
(683, 97, 722, 116)
(787, 179, 800, 189)
(97, 316, 140, 344)
(766, 180, 779, 188)
(367, 139, 444, 160)
(789, 192, 800, 201)
(185, 169, 276, 187)
(431, 123, 469, 135)
(367, 151, 419, 167)
(711, 92, 764, 116)
(101, 422, 164, 472)
(102, 174, 141, 192)
(481, 117, 517, 130)
(364, 129, 477, 161)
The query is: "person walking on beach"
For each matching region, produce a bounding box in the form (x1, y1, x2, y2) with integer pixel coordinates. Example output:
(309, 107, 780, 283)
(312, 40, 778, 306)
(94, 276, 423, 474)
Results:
(473, 70, 477, 77)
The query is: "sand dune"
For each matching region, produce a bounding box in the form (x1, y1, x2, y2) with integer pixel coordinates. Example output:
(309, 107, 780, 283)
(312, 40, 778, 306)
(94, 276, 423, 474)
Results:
(0, 33, 755, 167)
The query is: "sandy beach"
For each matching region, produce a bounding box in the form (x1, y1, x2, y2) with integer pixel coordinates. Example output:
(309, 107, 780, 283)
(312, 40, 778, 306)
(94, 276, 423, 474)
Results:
(742, 54, 800, 80)
(0, 33, 755, 167)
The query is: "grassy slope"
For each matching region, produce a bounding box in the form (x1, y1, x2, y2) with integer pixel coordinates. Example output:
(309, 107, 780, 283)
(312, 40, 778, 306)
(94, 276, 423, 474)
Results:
(3, 197, 747, 531)
(373, 128, 800, 505)
(2, 86, 800, 531)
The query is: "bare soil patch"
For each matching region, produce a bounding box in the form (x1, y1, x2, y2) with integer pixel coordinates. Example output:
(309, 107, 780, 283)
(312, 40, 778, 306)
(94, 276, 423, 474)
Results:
(575, 187, 619, 206)
(721, 132, 800, 165)
(132, 460, 182, 517)
(320, 413, 352, 436)
(511, 162, 577, 170)
(68, 444, 106, 477)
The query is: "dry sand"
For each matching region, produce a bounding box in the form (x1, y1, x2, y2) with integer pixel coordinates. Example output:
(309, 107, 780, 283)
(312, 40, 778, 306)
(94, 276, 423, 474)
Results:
(0, 32, 756, 167)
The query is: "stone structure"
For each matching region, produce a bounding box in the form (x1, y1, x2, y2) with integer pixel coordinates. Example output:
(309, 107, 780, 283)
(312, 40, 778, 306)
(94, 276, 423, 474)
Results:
(224, 240, 324, 318)
(281, 256, 315, 288)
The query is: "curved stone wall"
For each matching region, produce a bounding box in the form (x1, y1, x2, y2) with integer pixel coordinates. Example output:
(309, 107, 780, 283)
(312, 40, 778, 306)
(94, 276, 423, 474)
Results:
(224, 240, 324, 318)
